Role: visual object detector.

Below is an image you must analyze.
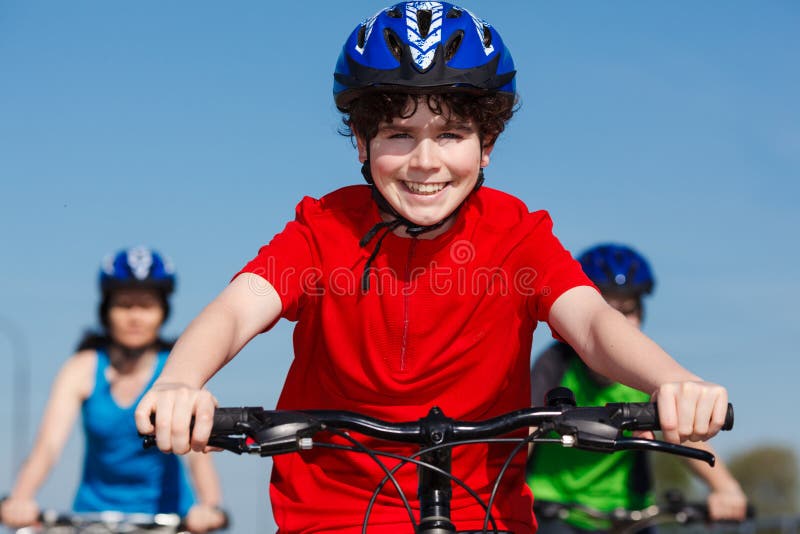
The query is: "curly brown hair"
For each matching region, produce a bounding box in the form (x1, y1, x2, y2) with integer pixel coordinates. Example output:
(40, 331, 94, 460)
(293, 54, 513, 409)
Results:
(341, 90, 518, 148)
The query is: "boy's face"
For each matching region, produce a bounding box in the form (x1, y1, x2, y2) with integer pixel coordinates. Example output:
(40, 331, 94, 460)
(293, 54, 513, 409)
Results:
(357, 99, 492, 232)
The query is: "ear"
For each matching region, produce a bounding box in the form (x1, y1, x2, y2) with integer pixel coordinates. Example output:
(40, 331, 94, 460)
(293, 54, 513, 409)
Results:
(480, 143, 495, 168)
(356, 133, 368, 163)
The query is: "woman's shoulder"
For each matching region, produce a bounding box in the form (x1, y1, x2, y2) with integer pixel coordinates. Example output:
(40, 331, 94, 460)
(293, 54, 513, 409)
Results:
(57, 349, 99, 398)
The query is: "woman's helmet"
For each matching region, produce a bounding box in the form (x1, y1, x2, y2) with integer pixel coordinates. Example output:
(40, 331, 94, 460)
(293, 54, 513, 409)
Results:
(98, 246, 176, 326)
(334, 1, 516, 109)
(577, 244, 655, 296)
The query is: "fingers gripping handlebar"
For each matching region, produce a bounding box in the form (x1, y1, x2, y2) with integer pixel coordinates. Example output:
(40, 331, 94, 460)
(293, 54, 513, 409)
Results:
(142, 410, 324, 455)
(606, 402, 734, 432)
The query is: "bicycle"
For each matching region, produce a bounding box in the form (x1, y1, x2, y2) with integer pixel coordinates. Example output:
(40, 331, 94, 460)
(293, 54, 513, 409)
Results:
(5, 510, 187, 534)
(142, 386, 734, 534)
(1, 505, 230, 534)
(534, 488, 756, 534)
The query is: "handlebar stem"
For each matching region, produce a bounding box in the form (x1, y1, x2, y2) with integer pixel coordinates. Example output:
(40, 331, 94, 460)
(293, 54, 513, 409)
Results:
(418, 407, 457, 533)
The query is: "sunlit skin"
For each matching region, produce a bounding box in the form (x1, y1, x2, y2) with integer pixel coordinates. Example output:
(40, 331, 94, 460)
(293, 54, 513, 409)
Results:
(106, 288, 164, 350)
(356, 100, 492, 238)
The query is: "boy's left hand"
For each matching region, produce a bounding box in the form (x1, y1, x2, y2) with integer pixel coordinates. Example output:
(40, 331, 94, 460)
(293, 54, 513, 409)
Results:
(651, 381, 729, 444)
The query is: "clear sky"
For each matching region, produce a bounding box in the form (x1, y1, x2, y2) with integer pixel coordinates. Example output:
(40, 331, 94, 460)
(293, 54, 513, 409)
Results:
(1, 1, 798, 532)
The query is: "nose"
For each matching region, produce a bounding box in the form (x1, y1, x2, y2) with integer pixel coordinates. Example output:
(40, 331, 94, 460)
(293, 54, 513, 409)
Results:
(125, 305, 149, 322)
(409, 138, 440, 171)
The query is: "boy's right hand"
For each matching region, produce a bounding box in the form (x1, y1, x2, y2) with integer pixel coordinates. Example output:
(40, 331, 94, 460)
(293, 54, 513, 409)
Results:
(134, 382, 218, 455)
(0, 496, 39, 528)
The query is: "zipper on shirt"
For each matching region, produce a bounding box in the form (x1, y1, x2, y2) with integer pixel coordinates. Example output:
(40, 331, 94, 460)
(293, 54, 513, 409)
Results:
(400, 238, 418, 372)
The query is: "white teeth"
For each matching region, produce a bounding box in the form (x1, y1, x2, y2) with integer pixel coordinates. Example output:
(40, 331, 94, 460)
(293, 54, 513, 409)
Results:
(405, 181, 447, 195)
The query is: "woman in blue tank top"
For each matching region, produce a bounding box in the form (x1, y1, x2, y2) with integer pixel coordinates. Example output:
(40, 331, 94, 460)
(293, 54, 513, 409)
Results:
(1, 247, 227, 533)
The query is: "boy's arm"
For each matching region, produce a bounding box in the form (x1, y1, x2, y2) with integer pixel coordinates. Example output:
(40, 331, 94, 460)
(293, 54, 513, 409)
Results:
(681, 441, 748, 520)
(548, 286, 729, 444)
(135, 273, 283, 454)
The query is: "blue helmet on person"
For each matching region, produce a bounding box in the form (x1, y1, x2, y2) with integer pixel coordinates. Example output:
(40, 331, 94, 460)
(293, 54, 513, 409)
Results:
(577, 244, 655, 296)
(334, 1, 516, 109)
(98, 246, 176, 327)
(99, 246, 176, 295)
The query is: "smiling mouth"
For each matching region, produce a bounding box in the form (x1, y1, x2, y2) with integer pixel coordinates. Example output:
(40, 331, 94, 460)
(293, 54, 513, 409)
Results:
(404, 181, 448, 195)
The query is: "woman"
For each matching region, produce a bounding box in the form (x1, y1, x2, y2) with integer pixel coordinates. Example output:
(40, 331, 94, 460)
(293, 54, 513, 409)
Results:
(1, 246, 226, 533)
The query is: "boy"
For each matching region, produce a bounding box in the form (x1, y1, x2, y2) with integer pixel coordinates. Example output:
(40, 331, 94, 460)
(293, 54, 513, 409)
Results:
(528, 244, 747, 533)
(136, 3, 731, 533)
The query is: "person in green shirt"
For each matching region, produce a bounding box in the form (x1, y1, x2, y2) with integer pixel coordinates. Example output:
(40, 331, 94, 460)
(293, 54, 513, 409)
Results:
(527, 243, 747, 533)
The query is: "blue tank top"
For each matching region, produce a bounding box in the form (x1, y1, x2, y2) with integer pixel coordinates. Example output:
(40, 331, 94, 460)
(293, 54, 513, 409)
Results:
(73, 349, 195, 515)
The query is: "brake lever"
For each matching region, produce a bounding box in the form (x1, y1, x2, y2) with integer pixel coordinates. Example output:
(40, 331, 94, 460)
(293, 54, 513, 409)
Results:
(548, 404, 717, 466)
(613, 438, 716, 465)
(207, 436, 248, 455)
(551, 406, 622, 452)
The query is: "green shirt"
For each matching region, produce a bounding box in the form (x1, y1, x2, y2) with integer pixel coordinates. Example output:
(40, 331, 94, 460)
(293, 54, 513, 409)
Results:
(527, 345, 653, 530)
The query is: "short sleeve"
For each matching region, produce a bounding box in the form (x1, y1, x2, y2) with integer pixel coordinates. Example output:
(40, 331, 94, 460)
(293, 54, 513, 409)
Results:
(523, 211, 597, 323)
(235, 197, 320, 321)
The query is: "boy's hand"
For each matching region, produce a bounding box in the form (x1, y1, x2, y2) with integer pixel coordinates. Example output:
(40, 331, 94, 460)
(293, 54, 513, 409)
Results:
(134, 382, 218, 455)
(0, 496, 39, 528)
(651, 381, 729, 444)
(707, 484, 748, 521)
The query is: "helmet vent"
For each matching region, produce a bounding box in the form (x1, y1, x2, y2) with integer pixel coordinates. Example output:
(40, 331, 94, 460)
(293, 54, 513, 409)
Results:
(384, 29, 404, 61)
(357, 25, 367, 49)
(446, 7, 463, 18)
(416, 9, 433, 39)
(387, 7, 402, 18)
(482, 25, 492, 48)
(445, 30, 464, 62)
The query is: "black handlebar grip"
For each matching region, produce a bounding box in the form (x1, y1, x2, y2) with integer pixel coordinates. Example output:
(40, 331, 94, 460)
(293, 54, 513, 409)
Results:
(622, 402, 660, 429)
(615, 402, 734, 431)
(212, 408, 251, 434)
(722, 403, 734, 431)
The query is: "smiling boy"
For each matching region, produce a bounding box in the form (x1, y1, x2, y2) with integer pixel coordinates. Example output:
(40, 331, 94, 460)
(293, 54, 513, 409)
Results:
(136, 3, 731, 533)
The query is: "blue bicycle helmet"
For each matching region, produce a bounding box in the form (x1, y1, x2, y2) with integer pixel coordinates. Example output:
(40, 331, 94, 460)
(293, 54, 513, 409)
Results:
(99, 246, 176, 294)
(334, 1, 516, 109)
(98, 246, 176, 327)
(577, 244, 655, 296)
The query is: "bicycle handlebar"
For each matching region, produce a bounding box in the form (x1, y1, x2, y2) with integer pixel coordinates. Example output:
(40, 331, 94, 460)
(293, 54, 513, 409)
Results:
(140, 390, 734, 533)
(535, 492, 755, 533)
(143, 396, 734, 466)
(1, 500, 230, 532)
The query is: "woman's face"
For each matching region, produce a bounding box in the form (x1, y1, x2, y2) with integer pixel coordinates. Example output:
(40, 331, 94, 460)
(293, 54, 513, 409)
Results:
(107, 288, 165, 349)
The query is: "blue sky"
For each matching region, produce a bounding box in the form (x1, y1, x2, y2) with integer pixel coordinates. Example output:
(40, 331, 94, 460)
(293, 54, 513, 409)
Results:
(1, 1, 798, 532)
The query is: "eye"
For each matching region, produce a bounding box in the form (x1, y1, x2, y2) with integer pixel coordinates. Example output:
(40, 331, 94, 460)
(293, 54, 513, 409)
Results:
(440, 132, 464, 140)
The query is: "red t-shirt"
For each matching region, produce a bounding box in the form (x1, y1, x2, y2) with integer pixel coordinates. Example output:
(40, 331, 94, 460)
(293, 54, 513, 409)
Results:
(237, 185, 592, 533)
